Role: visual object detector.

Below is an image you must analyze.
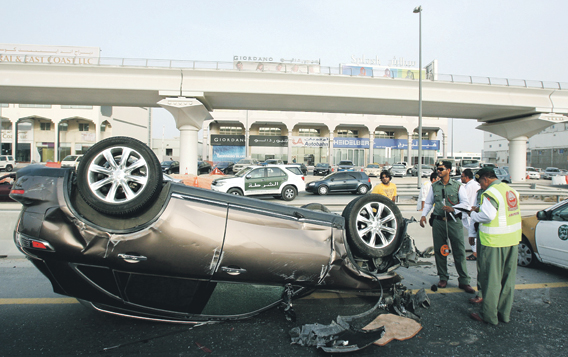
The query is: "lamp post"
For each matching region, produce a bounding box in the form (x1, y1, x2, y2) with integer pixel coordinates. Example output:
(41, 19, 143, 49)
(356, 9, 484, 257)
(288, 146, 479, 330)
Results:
(413, 5, 423, 188)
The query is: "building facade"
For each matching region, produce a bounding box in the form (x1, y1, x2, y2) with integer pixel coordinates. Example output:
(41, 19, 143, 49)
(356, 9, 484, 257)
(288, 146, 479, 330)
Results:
(483, 123, 568, 169)
(0, 104, 150, 162)
(201, 110, 448, 166)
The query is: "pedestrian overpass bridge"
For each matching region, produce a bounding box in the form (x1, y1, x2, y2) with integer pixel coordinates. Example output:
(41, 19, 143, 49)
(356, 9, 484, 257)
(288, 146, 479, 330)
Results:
(1, 58, 568, 180)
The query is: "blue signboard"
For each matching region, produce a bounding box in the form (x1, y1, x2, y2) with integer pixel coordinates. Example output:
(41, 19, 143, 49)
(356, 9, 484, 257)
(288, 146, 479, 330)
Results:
(212, 146, 246, 163)
(373, 138, 439, 150)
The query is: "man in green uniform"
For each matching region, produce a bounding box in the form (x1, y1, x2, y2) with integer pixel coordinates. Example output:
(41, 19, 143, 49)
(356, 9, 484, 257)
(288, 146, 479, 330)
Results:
(469, 167, 521, 325)
(420, 160, 474, 293)
(468, 187, 485, 304)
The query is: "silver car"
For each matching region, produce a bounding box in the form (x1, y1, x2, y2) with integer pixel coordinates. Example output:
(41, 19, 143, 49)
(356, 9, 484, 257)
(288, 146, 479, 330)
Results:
(389, 164, 407, 177)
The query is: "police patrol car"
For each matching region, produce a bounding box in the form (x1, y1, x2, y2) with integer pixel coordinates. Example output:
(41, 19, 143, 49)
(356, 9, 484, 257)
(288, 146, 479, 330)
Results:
(210, 164, 305, 201)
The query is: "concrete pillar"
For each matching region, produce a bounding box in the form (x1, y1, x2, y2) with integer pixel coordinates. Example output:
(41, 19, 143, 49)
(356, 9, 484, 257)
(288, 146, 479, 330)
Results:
(442, 133, 448, 158)
(202, 123, 209, 161)
(54, 119, 60, 162)
(369, 132, 374, 164)
(158, 97, 212, 176)
(407, 133, 412, 164)
(509, 136, 528, 182)
(287, 132, 292, 163)
(245, 128, 250, 157)
(329, 133, 334, 165)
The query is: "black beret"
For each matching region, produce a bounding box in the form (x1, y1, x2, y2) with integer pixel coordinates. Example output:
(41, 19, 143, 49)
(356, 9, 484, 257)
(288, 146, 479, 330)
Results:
(436, 160, 452, 169)
(475, 167, 495, 180)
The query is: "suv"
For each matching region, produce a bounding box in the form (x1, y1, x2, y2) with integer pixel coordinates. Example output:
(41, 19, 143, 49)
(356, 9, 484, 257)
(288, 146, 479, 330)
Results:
(336, 160, 356, 172)
(232, 158, 260, 173)
(211, 164, 305, 201)
(306, 171, 371, 195)
(0, 155, 15, 172)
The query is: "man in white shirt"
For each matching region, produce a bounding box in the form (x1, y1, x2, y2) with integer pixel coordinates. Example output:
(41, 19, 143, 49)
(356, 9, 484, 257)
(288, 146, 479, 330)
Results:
(461, 169, 481, 260)
(417, 171, 439, 211)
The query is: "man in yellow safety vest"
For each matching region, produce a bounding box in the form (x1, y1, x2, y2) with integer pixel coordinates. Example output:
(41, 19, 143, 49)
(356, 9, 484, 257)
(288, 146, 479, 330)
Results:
(468, 167, 521, 325)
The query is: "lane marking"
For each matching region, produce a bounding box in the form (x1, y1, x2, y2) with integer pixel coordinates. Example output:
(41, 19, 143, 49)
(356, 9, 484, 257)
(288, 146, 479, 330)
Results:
(1, 282, 567, 304)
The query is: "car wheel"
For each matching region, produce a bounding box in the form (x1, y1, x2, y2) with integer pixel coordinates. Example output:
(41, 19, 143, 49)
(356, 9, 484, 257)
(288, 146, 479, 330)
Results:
(281, 185, 297, 201)
(76, 136, 163, 216)
(5, 165, 12, 172)
(518, 238, 537, 267)
(227, 188, 243, 196)
(301, 203, 332, 213)
(317, 185, 329, 196)
(357, 185, 369, 195)
(342, 194, 403, 259)
(166, 169, 171, 174)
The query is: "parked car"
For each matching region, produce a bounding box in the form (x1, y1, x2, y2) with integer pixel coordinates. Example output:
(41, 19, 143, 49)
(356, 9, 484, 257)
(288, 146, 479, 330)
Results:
(211, 164, 304, 201)
(306, 171, 371, 195)
(0, 155, 15, 172)
(60, 155, 83, 169)
(407, 164, 434, 177)
(542, 167, 562, 180)
(232, 158, 260, 173)
(313, 163, 331, 176)
(494, 168, 511, 183)
(363, 163, 382, 177)
(197, 161, 212, 175)
(213, 161, 234, 174)
(389, 164, 408, 177)
(519, 199, 568, 269)
(526, 167, 541, 179)
(161, 160, 179, 174)
(289, 163, 308, 175)
(0, 173, 16, 202)
(395, 161, 409, 169)
(10, 137, 424, 333)
(261, 159, 284, 166)
(336, 160, 356, 172)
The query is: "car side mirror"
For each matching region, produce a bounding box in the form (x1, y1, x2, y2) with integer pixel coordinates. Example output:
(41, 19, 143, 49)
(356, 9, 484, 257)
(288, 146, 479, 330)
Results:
(536, 210, 548, 220)
(246, 175, 252, 179)
(330, 178, 334, 182)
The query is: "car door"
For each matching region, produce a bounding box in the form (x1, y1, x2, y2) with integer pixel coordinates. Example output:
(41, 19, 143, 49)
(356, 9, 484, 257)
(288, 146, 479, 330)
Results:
(343, 173, 360, 191)
(329, 172, 348, 192)
(265, 167, 287, 194)
(534, 203, 568, 268)
(243, 167, 267, 194)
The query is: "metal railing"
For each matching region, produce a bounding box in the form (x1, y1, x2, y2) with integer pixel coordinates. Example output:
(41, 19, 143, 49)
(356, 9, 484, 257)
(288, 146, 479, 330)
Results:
(3, 55, 567, 91)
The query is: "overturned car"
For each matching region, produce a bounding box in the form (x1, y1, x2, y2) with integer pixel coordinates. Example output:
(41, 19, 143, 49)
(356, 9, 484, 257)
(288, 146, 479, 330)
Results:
(11, 137, 427, 338)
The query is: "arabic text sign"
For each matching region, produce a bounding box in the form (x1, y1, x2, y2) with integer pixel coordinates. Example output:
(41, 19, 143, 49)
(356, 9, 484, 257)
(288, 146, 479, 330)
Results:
(249, 135, 288, 147)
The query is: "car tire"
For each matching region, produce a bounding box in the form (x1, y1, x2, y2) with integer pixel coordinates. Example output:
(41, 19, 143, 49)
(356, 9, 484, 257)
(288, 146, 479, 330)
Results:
(357, 185, 369, 195)
(5, 165, 12, 172)
(281, 185, 297, 201)
(518, 237, 537, 268)
(301, 203, 332, 213)
(342, 194, 403, 259)
(227, 188, 243, 196)
(76, 136, 163, 216)
(317, 185, 329, 196)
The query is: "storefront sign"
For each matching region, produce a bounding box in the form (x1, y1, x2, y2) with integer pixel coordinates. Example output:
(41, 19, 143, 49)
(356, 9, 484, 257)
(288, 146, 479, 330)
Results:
(333, 138, 370, 148)
(1, 130, 30, 141)
(290, 136, 329, 147)
(0, 44, 99, 65)
(212, 146, 246, 162)
(249, 135, 288, 147)
(211, 134, 246, 146)
(373, 138, 440, 150)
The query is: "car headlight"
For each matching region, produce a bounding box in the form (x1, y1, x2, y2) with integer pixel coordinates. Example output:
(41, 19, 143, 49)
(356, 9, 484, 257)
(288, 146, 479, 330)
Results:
(308, 182, 315, 186)
(213, 181, 225, 186)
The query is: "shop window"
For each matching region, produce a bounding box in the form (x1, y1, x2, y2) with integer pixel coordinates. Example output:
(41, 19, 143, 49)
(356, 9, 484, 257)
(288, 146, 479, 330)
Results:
(259, 127, 282, 136)
(100, 123, 106, 132)
(374, 131, 394, 139)
(166, 148, 173, 156)
(79, 123, 89, 132)
(299, 128, 320, 137)
(412, 131, 429, 140)
(219, 126, 243, 135)
(40, 123, 51, 131)
(59, 122, 68, 131)
(336, 129, 358, 137)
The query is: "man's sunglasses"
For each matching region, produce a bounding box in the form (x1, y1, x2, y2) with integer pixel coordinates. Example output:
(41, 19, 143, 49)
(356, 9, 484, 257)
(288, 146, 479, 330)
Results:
(437, 167, 447, 171)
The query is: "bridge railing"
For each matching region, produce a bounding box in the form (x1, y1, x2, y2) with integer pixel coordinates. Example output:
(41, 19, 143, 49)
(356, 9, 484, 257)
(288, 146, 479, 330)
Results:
(5, 55, 568, 90)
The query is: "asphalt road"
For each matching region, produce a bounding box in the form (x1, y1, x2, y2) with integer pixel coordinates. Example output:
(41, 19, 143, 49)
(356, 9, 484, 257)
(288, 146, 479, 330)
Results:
(1, 174, 567, 356)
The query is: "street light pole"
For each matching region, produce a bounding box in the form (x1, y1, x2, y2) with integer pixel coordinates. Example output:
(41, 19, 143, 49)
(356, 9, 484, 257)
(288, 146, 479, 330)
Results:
(414, 5, 423, 188)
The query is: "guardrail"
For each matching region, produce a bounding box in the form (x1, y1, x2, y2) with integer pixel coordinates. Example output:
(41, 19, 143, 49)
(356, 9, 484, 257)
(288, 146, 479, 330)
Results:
(3, 55, 567, 91)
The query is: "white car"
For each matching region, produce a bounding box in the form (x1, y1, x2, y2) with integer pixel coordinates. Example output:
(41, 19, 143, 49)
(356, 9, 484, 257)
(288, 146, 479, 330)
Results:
(60, 155, 83, 168)
(232, 158, 260, 173)
(211, 164, 305, 201)
(0, 155, 15, 172)
(520, 199, 568, 269)
(526, 167, 540, 179)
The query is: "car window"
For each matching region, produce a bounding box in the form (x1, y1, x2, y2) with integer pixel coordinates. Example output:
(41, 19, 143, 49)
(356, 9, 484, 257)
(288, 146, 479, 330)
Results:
(249, 168, 265, 179)
(333, 173, 348, 180)
(551, 204, 568, 222)
(338, 161, 353, 165)
(0, 157, 5, 162)
(267, 167, 285, 177)
(285, 167, 302, 176)
(345, 173, 358, 180)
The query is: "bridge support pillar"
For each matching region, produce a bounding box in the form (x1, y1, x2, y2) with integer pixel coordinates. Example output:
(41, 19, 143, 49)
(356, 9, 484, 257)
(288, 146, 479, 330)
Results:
(158, 97, 212, 175)
(476, 113, 568, 183)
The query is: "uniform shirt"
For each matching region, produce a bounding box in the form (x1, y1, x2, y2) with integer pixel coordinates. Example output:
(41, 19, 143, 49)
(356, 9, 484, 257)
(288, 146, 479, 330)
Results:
(469, 181, 500, 237)
(422, 180, 470, 218)
(372, 182, 397, 201)
(462, 179, 481, 229)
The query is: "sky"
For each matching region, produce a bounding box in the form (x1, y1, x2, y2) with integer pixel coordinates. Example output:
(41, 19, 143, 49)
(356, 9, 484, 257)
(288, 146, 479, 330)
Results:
(4, 0, 568, 154)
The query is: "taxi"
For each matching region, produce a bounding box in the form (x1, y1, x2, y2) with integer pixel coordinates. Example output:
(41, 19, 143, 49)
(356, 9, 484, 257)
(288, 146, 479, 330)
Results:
(519, 199, 568, 269)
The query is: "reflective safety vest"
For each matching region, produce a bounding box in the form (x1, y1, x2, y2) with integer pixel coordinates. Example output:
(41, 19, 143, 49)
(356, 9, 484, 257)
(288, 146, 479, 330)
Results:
(479, 182, 522, 247)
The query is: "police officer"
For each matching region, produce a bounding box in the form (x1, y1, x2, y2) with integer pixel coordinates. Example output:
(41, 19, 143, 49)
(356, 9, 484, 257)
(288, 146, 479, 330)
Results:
(469, 167, 521, 325)
(420, 160, 474, 293)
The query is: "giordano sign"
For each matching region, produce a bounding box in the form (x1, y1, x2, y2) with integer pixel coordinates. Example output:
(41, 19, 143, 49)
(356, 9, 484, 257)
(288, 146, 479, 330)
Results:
(0, 44, 99, 65)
